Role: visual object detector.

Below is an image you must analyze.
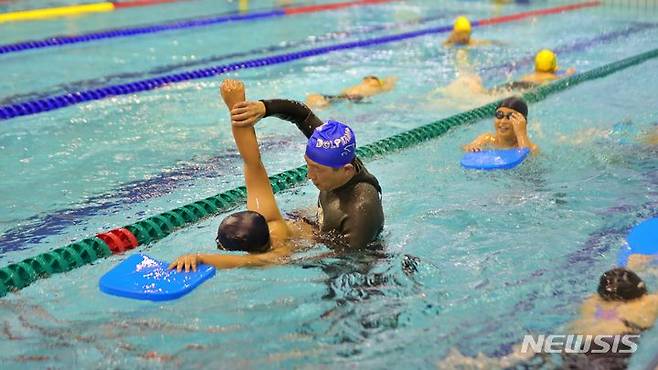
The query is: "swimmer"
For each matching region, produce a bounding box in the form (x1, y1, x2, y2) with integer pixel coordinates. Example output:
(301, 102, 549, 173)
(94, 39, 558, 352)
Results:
(520, 49, 576, 85)
(462, 96, 539, 155)
(434, 49, 574, 107)
(443, 16, 498, 47)
(227, 80, 384, 250)
(562, 268, 658, 369)
(439, 268, 658, 370)
(489, 49, 577, 93)
(169, 80, 315, 271)
(305, 75, 397, 109)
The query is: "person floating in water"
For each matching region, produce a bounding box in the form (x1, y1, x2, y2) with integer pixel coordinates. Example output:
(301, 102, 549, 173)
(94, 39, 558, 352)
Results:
(305, 75, 397, 108)
(462, 96, 539, 155)
(226, 80, 384, 250)
(443, 16, 498, 47)
(437, 49, 576, 106)
(490, 48, 577, 93)
(439, 268, 658, 370)
(169, 80, 316, 272)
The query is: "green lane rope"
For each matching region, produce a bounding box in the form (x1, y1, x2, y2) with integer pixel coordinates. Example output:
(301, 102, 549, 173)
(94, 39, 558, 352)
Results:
(1, 47, 657, 298)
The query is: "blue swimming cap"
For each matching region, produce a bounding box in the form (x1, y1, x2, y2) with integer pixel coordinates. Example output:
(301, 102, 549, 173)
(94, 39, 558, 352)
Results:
(305, 120, 356, 168)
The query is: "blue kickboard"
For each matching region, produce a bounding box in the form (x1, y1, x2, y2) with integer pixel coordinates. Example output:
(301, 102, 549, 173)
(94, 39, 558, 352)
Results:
(461, 148, 530, 170)
(618, 217, 658, 266)
(99, 254, 216, 301)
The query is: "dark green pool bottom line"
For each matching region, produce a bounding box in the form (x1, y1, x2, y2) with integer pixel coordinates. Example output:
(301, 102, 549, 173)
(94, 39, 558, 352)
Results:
(1, 47, 657, 298)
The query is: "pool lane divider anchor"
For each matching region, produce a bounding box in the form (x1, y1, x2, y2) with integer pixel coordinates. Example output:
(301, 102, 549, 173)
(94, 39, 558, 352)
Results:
(0, 0, 396, 53)
(0, 1, 601, 122)
(2, 45, 658, 298)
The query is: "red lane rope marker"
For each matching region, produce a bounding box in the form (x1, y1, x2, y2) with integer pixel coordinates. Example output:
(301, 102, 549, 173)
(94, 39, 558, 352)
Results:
(283, 0, 395, 15)
(477, 0, 600, 26)
(112, 0, 191, 9)
(97, 228, 139, 253)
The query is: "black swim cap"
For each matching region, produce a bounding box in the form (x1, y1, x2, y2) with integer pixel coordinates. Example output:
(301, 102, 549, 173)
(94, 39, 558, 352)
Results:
(216, 211, 270, 253)
(497, 96, 528, 119)
(597, 268, 647, 301)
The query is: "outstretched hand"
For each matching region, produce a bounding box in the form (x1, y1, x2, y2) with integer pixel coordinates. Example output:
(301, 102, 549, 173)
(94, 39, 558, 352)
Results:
(168, 254, 202, 272)
(463, 143, 482, 152)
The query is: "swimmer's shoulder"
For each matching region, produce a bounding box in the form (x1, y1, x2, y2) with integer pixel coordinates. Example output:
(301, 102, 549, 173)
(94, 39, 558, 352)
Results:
(351, 181, 381, 204)
(618, 295, 658, 329)
(286, 218, 316, 240)
(578, 295, 603, 318)
(522, 72, 557, 84)
(268, 219, 292, 241)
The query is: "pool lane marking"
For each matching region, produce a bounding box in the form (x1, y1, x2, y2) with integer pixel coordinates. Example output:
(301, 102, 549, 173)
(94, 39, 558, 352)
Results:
(0, 0, 396, 53)
(2, 45, 657, 297)
(0, 1, 601, 122)
(0, 12, 458, 106)
(0, 3, 115, 23)
(0, 0, 191, 23)
(112, 0, 191, 9)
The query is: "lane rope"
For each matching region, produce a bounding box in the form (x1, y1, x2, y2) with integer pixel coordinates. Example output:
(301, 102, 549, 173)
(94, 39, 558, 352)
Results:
(0, 0, 395, 52)
(0, 1, 601, 122)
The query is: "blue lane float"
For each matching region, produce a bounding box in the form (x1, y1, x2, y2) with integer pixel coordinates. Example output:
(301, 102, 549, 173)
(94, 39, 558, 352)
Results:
(99, 253, 215, 301)
(617, 217, 658, 267)
(0, 9, 285, 56)
(461, 148, 530, 170)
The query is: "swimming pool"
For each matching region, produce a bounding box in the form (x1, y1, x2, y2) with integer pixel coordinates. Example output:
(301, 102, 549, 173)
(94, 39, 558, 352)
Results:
(1, 0, 658, 368)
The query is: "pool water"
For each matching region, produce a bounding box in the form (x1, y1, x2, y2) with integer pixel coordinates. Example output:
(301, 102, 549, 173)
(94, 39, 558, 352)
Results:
(1, 0, 658, 368)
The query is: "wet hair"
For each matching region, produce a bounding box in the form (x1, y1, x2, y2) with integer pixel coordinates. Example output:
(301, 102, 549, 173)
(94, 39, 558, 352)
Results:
(597, 268, 648, 301)
(215, 211, 270, 253)
(497, 96, 528, 119)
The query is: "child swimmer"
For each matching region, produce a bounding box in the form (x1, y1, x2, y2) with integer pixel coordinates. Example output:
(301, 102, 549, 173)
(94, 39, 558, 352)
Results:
(305, 75, 397, 109)
(443, 16, 499, 47)
(168, 80, 316, 271)
(462, 96, 539, 155)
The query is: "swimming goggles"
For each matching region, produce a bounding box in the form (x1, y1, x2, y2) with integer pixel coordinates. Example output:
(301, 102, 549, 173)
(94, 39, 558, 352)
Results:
(495, 110, 515, 120)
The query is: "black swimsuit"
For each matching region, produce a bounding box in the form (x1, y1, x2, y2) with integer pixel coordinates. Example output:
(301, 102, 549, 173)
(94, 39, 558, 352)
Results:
(321, 94, 367, 104)
(490, 80, 539, 93)
(260, 99, 384, 249)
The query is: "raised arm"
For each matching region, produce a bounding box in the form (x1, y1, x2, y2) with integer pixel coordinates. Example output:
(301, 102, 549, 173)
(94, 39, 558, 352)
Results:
(510, 112, 539, 155)
(220, 80, 284, 225)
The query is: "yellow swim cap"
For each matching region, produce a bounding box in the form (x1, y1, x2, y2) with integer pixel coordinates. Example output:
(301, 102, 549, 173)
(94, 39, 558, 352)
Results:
(535, 49, 558, 73)
(453, 16, 471, 33)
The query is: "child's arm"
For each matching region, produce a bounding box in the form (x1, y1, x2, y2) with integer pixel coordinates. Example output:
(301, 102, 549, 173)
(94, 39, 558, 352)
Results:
(510, 112, 539, 155)
(463, 133, 494, 152)
(168, 251, 288, 271)
(220, 80, 286, 230)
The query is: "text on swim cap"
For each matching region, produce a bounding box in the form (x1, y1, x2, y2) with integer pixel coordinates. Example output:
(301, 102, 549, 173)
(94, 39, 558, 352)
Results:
(315, 127, 353, 149)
